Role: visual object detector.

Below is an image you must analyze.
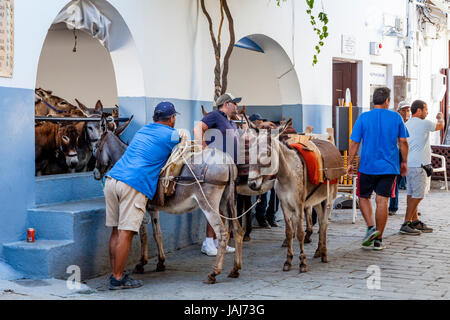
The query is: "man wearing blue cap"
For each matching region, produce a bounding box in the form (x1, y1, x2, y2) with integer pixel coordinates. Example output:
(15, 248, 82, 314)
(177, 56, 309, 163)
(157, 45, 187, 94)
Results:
(104, 101, 181, 289)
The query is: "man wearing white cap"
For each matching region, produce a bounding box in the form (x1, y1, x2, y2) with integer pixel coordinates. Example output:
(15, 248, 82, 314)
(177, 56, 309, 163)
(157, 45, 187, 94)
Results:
(389, 101, 411, 216)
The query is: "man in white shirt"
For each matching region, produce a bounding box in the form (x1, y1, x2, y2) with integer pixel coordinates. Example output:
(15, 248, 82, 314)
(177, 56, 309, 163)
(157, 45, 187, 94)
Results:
(401, 100, 445, 235)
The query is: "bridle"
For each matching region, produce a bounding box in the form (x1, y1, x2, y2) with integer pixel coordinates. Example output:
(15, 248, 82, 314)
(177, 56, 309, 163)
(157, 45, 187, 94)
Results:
(246, 128, 278, 183)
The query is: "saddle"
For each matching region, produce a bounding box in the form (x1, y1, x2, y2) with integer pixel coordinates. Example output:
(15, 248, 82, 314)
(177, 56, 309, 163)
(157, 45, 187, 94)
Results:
(150, 141, 225, 207)
(287, 134, 345, 185)
(150, 140, 199, 207)
(310, 139, 346, 181)
(237, 135, 250, 181)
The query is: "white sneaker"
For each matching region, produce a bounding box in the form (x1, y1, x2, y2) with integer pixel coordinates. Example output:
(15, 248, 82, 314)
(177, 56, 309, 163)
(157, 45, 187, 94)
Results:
(225, 246, 235, 253)
(201, 241, 217, 256)
(213, 240, 235, 254)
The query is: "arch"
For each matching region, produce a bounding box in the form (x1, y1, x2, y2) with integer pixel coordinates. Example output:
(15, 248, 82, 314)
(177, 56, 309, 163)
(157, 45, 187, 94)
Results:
(228, 34, 302, 130)
(35, 0, 146, 137)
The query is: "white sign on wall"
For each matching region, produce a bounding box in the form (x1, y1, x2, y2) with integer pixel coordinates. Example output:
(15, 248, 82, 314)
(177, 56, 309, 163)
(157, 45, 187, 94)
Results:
(341, 35, 356, 56)
(0, 0, 13, 78)
(369, 64, 387, 86)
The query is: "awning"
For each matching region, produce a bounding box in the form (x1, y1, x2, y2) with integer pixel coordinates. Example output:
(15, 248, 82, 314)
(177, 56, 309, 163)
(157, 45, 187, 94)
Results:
(53, 0, 111, 50)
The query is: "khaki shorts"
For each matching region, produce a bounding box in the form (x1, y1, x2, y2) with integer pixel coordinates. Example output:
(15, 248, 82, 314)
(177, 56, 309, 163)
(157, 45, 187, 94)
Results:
(406, 167, 430, 199)
(104, 177, 148, 233)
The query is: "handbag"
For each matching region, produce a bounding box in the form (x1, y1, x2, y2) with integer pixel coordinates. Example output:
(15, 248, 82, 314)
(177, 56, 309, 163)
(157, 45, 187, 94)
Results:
(421, 164, 433, 177)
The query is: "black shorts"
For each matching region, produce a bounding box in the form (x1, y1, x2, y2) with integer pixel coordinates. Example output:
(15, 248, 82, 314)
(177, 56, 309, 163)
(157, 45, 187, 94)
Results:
(357, 173, 396, 198)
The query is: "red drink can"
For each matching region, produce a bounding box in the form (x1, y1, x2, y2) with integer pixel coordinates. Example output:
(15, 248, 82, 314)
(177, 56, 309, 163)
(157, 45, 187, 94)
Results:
(27, 228, 35, 242)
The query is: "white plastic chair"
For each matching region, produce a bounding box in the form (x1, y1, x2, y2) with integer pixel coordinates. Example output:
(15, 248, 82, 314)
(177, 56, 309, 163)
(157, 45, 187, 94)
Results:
(431, 153, 448, 191)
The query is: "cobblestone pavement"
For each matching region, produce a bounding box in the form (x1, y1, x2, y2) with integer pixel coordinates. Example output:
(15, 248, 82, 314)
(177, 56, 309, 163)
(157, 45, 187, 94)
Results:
(2, 189, 449, 300)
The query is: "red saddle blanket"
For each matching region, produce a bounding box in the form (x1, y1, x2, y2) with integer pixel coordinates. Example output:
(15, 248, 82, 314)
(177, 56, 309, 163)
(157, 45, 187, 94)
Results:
(289, 143, 337, 186)
(290, 143, 320, 185)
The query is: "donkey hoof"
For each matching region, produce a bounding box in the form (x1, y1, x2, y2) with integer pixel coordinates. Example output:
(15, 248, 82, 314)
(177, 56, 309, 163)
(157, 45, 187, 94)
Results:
(243, 235, 251, 242)
(304, 237, 312, 244)
(228, 270, 240, 278)
(321, 255, 329, 263)
(313, 250, 321, 258)
(133, 264, 145, 274)
(283, 263, 291, 272)
(204, 274, 217, 284)
(299, 265, 308, 273)
(156, 263, 166, 272)
(281, 239, 289, 247)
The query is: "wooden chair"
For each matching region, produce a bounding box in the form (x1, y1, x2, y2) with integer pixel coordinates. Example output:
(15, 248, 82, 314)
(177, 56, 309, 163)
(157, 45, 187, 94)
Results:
(337, 155, 360, 223)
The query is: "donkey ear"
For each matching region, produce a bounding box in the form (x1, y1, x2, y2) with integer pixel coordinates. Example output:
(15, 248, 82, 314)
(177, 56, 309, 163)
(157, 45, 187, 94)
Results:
(95, 100, 104, 113)
(74, 99, 89, 117)
(74, 121, 85, 136)
(61, 135, 70, 144)
(201, 105, 207, 116)
(100, 113, 108, 132)
(279, 117, 293, 135)
(115, 115, 133, 136)
(75, 99, 88, 111)
(242, 112, 258, 131)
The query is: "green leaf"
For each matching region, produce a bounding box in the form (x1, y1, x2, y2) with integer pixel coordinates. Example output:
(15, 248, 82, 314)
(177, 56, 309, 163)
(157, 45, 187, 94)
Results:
(306, 0, 315, 10)
(319, 41, 324, 46)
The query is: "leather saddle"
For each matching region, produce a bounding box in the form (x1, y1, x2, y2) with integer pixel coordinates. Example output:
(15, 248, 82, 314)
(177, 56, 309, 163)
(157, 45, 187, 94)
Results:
(310, 139, 346, 181)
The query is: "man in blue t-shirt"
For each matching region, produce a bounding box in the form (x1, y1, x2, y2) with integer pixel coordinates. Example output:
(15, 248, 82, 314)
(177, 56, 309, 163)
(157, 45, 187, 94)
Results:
(104, 102, 181, 290)
(194, 93, 241, 256)
(348, 87, 409, 251)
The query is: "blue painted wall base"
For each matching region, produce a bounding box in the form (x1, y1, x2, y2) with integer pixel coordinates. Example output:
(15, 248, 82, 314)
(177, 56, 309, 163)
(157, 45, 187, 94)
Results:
(3, 198, 206, 280)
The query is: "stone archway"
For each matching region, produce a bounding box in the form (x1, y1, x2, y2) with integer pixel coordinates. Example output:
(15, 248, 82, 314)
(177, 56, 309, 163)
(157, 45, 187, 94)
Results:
(227, 34, 303, 131)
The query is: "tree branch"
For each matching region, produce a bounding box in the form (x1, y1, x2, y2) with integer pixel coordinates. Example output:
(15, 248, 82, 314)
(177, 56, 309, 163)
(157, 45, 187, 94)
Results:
(221, 0, 235, 95)
(200, 0, 222, 100)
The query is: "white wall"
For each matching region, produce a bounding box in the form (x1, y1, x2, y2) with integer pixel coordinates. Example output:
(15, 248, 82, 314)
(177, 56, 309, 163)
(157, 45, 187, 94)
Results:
(1, 0, 449, 113)
(36, 29, 118, 108)
(227, 47, 281, 106)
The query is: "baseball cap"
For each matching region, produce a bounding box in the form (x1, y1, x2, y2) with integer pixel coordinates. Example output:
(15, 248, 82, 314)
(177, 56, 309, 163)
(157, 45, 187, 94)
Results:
(215, 93, 242, 107)
(154, 101, 180, 118)
(397, 101, 411, 110)
(249, 113, 266, 122)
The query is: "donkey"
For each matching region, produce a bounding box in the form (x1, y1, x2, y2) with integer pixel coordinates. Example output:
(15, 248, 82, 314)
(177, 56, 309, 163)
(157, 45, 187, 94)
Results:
(93, 118, 245, 284)
(246, 118, 338, 273)
(200, 105, 276, 241)
(72, 99, 106, 172)
(35, 88, 80, 117)
(35, 122, 83, 175)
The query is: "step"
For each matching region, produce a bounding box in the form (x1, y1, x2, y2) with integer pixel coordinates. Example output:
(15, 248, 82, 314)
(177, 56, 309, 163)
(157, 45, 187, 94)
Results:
(3, 240, 74, 278)
(27, 198, 106, 240)
(35, 172, 104, 206)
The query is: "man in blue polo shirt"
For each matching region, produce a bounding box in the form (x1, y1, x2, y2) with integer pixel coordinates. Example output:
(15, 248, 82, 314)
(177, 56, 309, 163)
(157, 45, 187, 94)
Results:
(194, 93, 241, 256)
(104, 102, 181, 289)
(347, 87, 409, 251)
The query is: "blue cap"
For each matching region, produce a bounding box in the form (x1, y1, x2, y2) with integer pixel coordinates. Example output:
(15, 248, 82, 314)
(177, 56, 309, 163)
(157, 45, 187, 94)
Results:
(154, 101, 180, 118)
(249, 113, 266, 122)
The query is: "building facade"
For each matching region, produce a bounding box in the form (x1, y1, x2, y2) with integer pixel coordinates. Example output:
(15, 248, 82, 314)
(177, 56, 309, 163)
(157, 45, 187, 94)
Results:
(0, 0, 448, 279)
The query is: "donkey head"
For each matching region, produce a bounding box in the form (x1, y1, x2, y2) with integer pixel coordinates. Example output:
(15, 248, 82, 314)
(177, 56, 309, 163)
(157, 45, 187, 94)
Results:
(246, 114, 283, 191)
(93, 116, 133, 180)
(57, 125, 80, 169)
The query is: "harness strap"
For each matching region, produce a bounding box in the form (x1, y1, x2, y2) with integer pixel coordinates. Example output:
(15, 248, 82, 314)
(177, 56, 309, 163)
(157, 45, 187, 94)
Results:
(173, 175, 228, 186)
(305, 184, 322, 202)
(39, 99, 71, 114)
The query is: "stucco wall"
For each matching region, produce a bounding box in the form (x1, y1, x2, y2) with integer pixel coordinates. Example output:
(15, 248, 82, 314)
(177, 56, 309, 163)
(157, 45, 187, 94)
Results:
(0, 0, 449, 272)
(36, 29, 118, 108)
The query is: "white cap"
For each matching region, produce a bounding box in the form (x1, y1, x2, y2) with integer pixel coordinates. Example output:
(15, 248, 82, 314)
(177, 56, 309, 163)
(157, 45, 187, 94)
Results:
(397, 101, 411, 110)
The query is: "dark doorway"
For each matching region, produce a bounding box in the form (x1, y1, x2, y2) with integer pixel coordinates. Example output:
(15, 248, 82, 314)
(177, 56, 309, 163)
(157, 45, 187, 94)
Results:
(332, 61, 358, 129)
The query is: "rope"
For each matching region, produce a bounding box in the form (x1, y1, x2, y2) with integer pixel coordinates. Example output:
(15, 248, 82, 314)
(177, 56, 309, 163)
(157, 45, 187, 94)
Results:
(180, 152, 260, 220)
